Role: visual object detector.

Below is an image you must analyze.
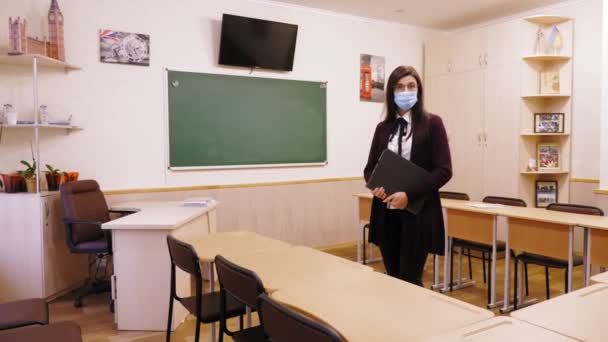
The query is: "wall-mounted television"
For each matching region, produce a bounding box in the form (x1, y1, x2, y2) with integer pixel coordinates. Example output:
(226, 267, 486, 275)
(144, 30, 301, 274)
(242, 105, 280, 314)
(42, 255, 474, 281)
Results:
(218, 14, 298, 71)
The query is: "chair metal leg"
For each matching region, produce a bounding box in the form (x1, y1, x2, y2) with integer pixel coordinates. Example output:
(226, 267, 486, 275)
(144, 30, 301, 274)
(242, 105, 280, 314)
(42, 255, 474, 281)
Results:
(524, 262, 529, 296)
(545, 266, 550, 300)
(467, 248, 473, 281)
(362, 224, 367, 265)
(482, 252, 487, 284)
(166, 297, 173, 342)
(195, 317, 201, 342)
(564, 269, 569, 294)
(450, 247, 454, 291)
(513, 257, 519, 311)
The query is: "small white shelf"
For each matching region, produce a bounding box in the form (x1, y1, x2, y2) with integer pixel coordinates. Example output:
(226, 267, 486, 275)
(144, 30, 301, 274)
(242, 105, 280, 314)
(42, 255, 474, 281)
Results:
(522, 94, 571, 99)
(524, 15, 571, 25)
(520, 132, 570, 137)
(521, 170, 570, 175)
(522, 55, 571, 62)
(0, 54, 80, 70)
(1, 124, 81, 131)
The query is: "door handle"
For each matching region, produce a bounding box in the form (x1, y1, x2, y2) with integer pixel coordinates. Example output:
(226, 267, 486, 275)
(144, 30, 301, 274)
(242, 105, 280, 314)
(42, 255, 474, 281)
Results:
(478, 54, 482, 67)
(484, 52, 488, 67)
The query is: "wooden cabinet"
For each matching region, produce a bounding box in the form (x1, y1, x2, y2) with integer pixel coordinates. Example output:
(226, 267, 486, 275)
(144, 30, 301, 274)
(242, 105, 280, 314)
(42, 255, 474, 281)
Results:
(0, 192, 88, 302)
(424, 20, 521, 201)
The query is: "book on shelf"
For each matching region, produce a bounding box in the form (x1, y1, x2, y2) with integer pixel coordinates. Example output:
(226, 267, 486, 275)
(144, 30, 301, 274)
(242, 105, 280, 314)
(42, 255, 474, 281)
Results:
(540, 70, 560, 94)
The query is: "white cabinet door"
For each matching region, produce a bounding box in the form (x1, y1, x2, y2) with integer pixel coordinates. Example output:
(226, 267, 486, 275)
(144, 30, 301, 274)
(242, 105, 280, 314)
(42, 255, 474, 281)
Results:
(485, 20, 522, 68)
(452, 28, 486, 73)
(442, 70, 485, 200)
(482, 62, 521, 199)
(0, 194, 43, 301)
(425, 36, 451, 78)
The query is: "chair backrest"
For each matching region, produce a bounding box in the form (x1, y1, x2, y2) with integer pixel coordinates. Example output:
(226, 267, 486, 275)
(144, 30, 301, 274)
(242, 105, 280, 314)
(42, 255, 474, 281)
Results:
(166, 235, 201, 277)
(483, 196, 527, 207)
(60, 180, 110, 244)
(439, 191, 469, 200)
(214, 255, 265, 309)
(547, 203, 604, 216)
(257, 294, 342, 342)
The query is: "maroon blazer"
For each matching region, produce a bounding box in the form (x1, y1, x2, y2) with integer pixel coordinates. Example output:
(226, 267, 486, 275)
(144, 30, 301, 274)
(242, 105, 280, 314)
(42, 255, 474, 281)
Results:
(363, 113, 452, 255)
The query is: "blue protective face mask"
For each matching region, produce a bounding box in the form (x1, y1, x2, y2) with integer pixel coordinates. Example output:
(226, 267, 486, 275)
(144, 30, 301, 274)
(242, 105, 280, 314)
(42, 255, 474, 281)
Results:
(394, 91, 418, 111)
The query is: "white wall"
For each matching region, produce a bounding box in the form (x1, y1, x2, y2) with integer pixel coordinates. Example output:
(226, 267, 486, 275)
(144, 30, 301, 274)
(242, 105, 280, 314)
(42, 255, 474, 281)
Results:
(0, 0, 439, 191)
(601, 0, 608, 189)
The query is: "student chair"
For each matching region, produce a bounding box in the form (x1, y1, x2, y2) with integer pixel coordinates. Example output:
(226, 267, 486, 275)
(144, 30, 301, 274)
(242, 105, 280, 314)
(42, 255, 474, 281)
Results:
(60, 180, 132, 311)
(0, 298, 48, 331)
(0, 321, 82, 342)
(257, 293, 342, 342)
(513, 203, 604, 309)
(215, 255, 268, 342)
(166, 235, 246, 342)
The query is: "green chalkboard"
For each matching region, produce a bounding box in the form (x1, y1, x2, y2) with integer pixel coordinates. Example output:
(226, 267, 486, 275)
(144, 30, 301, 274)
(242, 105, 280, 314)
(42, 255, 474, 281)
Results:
(167, 70, 327, 169)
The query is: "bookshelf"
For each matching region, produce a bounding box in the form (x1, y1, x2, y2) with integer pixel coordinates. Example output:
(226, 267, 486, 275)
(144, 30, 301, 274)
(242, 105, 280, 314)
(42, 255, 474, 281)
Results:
(519, 15, 573, 207)
(0, 54, 82, 193)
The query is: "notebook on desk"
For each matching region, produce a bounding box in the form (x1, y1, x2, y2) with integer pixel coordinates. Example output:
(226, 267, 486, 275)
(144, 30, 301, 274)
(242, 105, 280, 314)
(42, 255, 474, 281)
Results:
(366, 149, 429, 215)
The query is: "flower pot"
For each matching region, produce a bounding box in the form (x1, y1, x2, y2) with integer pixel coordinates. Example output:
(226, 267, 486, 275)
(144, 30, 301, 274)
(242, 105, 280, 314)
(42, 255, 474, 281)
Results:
(45, 173, 62, 191)
(25, 177, 37, 193)
(1, 174, 25, 193)
(62, 171, 79, 183)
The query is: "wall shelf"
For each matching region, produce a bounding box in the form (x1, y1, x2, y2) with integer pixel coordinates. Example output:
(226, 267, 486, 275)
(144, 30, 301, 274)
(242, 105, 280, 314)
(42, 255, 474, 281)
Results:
(2, 124, 81, 131)
(521, 170, 570, 175)
(524, 15, 571, 25)
(0, 54, 80, 70)
(522, 94, 571, 99)
(522, 55, 571, 62)
(520, 132, 570, 137)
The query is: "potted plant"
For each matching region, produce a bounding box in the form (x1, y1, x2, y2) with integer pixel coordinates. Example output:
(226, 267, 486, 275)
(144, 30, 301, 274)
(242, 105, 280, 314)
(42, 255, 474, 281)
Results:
(45, 164, 62, 191)
(18, 160, 37, 193)
(1, 173, 25, 193)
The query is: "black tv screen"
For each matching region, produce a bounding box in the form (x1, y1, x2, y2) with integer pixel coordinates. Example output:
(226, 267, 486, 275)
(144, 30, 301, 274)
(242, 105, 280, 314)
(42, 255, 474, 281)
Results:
(219, 14, 298, 71)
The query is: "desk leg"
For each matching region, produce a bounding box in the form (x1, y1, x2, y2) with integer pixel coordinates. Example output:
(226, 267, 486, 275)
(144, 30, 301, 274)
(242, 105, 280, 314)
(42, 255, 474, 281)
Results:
(487, 216, 503, 309)
(500, 219, 511, 313)
(568, 226, 574, 292)
(441, 237, 452, 293)
(442, 210, 449, 292)
(584, 227, 591, 287)
(432, 254, 442, 290)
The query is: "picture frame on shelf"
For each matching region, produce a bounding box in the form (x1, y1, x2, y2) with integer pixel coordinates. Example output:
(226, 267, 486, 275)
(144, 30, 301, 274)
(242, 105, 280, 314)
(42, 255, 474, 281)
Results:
(536, 180, 558, 208)
(537, 143, 561, 170)
(534, 113, 564, 133)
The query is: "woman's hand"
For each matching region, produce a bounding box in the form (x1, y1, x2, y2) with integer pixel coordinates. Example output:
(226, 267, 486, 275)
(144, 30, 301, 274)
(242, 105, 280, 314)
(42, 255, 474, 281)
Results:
(383, 192, 408, 209)
(372, 187, 387, 200)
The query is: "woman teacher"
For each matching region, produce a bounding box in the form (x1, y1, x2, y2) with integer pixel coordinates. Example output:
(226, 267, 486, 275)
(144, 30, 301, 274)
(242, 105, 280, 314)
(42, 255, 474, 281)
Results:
(363, 65, 452, 286)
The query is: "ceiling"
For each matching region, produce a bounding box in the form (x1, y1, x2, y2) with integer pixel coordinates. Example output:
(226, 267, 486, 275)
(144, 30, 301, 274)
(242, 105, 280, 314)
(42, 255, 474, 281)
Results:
(272, 0, 571, 30)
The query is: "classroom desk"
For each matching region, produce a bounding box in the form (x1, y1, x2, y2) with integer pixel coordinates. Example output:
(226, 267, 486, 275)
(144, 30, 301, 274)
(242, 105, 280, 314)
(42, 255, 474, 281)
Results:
(223, 245, 373, 293)
(511, 283, 608, 341)
(187, 231, 292, 292)
(354, 192, 608, 312)
(590, 271, 608, 284)
(102, 201, 218, 331)
(271, 269, 494, 341)
(423, 316, 576, 341)
(440, 199, 503, 309)
(354, 194, 503, 308)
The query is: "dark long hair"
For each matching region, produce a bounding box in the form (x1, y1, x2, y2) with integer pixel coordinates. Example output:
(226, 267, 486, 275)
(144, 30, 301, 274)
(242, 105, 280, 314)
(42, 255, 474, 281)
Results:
(384, 65, 429, 142)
